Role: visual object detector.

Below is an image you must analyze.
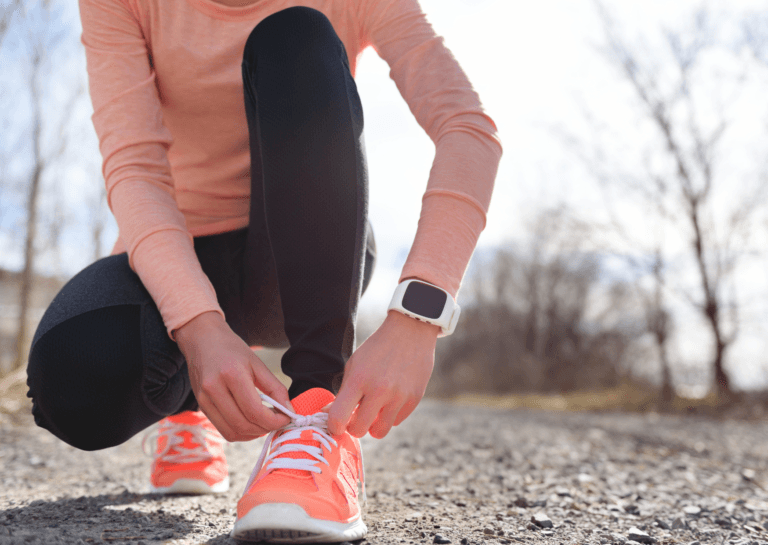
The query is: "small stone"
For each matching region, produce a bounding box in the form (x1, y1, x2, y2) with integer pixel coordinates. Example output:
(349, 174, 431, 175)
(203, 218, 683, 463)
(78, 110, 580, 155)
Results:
(531, 512, 553, 528)
(672, 517, 687, 530)
(627, 527, 655, 544)
(513, 497, 528, 508)
(683, 506, 702, 516)
(460, 539, 469, 545)
(526, 523, 538, 531)
(624, 504, 640, 515)
(655, 519, 670, 530)
(433, 535, 451, 544)
(555, 487, 571, 497)
(483, 528, 494, 535)
(541, 530, 554, 537)
(611, 533, 627, 544)
(688, 542, 701, 545)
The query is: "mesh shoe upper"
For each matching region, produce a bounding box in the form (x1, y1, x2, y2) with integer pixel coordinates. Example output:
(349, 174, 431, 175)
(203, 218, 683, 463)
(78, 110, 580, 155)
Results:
(236, 388, 365, 523)
(145, 410, 228, 490)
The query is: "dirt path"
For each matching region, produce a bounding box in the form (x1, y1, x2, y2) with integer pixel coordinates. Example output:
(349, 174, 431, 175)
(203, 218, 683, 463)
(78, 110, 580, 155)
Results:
(1, 401, 767, 545)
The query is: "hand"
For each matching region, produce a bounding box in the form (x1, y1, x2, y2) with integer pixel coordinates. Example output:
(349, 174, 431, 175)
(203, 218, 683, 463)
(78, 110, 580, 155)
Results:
(328, 310, 439, 439)
(175, 311, 292, 442)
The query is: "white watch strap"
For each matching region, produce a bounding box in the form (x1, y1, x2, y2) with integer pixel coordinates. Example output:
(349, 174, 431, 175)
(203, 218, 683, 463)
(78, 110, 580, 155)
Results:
(387, 279, 461, 337)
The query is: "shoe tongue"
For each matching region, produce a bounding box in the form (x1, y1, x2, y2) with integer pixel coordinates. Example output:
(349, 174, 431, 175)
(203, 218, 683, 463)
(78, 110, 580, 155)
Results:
(289, 388, 336, 416)
(158, 411, 212, 458)
(268, 389, 335, 477)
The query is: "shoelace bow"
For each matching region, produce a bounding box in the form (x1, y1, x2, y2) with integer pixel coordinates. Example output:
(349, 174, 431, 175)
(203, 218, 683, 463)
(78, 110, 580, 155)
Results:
(142, 420, 224, 464)
(242, 394, 366, 504)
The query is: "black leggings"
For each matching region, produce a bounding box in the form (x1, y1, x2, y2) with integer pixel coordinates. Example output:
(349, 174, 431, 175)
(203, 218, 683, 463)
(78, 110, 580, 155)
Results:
(26, 7, 375, 452)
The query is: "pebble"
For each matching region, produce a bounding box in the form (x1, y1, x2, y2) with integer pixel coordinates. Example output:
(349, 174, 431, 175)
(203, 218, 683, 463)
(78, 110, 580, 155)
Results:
(672, 516, 687, 529)
(627, 526, 655, 544)
(433, 535, 451, 544)
(683, 506, 702, 516)
(531, 512, 553, 528)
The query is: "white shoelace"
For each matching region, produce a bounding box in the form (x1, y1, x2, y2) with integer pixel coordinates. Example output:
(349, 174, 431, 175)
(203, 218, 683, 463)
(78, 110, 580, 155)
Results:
(142, 419, 224, 464)
(242, 394, 366, 504)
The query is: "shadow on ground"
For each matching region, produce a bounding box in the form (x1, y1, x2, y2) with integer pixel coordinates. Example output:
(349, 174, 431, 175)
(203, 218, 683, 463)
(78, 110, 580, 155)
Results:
(0, 491, 365, 544)
(1, 491, 199, 543)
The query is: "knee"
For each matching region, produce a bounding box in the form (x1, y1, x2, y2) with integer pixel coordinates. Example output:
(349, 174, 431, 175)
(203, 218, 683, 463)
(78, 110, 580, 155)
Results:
(26, 305, 145, 451)
(243, 7, 338, 65)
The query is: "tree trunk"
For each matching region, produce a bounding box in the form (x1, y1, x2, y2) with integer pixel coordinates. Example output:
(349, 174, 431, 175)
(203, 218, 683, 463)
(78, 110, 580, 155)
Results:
(13, 52, 44, 371)
(713, 338, 730, 400)
(13, 162, 42, 370)
(658, 339, 674, 411)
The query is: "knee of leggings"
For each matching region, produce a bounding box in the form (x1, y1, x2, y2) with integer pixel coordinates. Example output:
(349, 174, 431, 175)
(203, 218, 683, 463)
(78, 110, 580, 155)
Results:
(26, 305, 146, 451)
(243, 6, 335, 65)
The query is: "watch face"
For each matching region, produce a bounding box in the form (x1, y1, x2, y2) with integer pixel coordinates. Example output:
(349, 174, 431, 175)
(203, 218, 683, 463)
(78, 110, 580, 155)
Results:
(402, 282, 447, 319)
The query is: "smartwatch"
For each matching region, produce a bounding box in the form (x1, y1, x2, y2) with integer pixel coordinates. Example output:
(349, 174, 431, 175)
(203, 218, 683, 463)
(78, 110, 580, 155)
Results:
(387, 279, 461, 337)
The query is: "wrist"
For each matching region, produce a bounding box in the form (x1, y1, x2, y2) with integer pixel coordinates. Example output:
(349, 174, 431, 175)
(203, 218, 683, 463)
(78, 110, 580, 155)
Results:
(175, 310, 226, 346)
(386, 309, 440, 338)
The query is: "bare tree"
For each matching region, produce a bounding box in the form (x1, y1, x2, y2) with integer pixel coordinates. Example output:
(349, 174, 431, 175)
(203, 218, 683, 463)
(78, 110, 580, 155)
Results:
(434, 206, 642, 396)
(642, 251, 674, 408)
(7, 0, 84, 370)
(588, 2, 768, 401)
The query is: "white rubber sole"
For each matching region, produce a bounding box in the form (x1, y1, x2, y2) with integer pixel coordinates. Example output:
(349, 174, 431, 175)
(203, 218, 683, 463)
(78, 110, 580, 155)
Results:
(230, 503, 367, 543)
(150, 476, 230, 495)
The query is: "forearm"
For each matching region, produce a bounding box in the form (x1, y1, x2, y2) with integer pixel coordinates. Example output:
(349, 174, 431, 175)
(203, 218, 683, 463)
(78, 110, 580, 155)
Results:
(110, 180, 224, 339)
(398, 127, 501, 299)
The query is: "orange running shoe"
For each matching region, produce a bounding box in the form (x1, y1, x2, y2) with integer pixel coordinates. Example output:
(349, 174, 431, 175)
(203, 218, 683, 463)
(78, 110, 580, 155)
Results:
(143, 410, 229, 494)
(231, 388, 367, 543)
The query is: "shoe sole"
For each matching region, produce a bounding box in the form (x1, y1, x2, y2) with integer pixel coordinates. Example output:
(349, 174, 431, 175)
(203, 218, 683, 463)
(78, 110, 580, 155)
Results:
(150, 476, 230, 495)
(231, 503, 367, 543)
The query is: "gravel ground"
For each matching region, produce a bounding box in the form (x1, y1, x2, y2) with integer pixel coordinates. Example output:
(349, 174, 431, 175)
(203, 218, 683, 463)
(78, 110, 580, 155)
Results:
(1, 400, 767, 545)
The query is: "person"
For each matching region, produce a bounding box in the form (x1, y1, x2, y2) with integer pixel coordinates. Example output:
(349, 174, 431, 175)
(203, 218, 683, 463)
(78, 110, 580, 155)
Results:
(25, 0, 502, 541)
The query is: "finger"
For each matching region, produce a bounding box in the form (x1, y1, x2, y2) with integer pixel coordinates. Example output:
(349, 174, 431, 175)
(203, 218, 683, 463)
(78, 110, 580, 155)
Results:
(328, 380, 363, 436)
(347, 394, 386, 438)
(212, 382, 271, 440)
(197, 393, 246, 442)
(394, 399, 419, 427)
(227, 370, 290, 431)
(369, 401, 404, 439)
(250, 354, 294, 412)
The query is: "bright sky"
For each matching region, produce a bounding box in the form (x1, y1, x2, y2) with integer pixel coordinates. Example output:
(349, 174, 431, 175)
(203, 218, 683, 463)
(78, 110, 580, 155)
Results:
(2, 0, 767, 389)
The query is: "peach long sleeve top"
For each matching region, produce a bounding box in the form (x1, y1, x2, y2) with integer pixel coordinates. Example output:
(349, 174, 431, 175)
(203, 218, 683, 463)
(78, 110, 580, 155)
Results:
(78, 0, 503, 339)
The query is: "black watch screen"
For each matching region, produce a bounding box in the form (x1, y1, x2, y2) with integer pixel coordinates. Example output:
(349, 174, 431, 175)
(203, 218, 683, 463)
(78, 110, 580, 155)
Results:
(402, 281, 447, 320)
